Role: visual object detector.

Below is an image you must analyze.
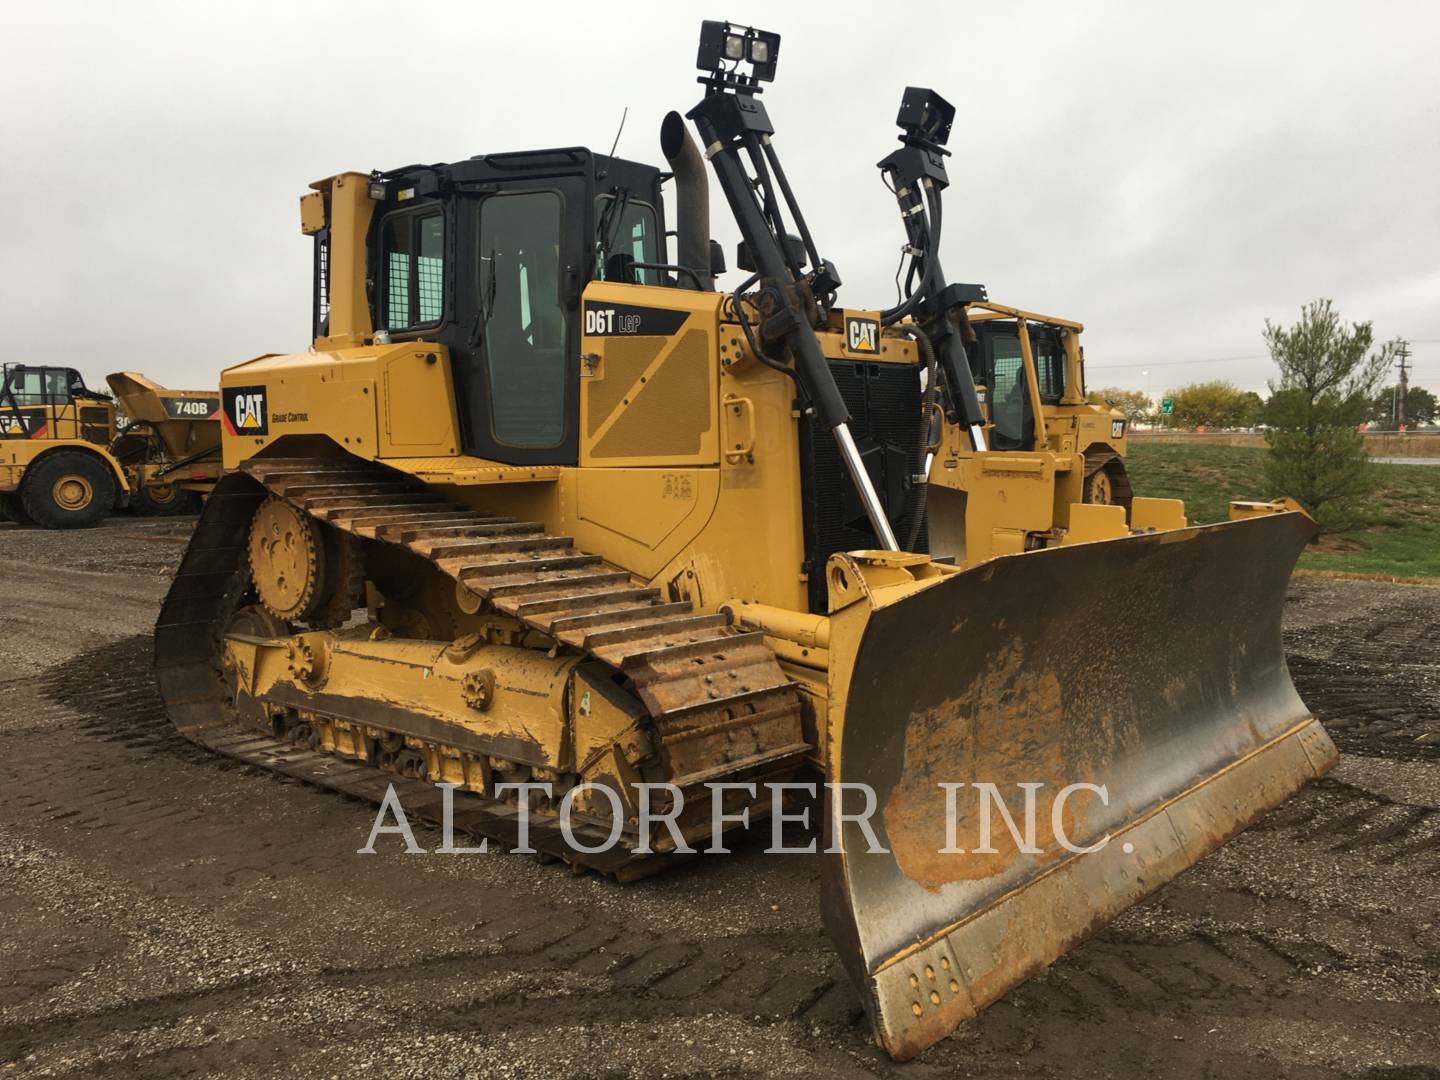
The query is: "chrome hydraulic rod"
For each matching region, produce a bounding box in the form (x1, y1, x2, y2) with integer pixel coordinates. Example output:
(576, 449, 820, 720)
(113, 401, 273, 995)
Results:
(834, 422, 899, 551)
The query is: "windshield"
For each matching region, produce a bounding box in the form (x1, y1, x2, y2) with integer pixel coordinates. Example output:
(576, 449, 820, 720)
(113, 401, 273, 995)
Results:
(0, 367, 72, 406)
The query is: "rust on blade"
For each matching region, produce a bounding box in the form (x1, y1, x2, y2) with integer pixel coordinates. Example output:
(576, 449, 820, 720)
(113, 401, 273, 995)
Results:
(883, 648, 1095, 890)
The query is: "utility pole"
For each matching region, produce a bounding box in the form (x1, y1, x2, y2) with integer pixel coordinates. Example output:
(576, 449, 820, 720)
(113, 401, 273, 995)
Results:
(1396, 343, 1411, 429)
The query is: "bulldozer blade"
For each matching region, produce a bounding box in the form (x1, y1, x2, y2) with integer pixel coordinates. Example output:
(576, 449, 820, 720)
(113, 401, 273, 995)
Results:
(820, 511, 1337, 1060)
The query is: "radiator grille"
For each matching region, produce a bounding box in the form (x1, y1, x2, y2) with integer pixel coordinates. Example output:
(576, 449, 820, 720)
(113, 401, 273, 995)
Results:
(798, 360, 927, 613)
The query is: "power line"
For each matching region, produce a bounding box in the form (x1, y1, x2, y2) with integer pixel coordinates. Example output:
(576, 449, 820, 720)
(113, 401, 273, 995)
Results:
(1088, 354, 1268, 371)
(1089, 338, 1440, 379)
(1092, 342, 1440, 375)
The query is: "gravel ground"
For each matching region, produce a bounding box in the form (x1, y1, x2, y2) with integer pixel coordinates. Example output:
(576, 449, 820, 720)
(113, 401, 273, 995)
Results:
(0, 516, 1437, 1079)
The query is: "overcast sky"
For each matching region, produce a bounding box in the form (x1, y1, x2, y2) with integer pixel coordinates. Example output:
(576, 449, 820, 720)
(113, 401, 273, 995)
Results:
(3, 0, 1436, 398)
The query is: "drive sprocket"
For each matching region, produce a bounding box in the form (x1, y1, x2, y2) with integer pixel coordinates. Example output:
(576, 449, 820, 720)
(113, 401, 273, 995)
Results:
(248, 495, 326, 621)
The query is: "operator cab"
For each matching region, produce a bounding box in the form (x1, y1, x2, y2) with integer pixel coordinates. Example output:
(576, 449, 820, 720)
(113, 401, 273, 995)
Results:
(970, 321, 1069, 451)
(0, 364, 99, 408)
(0, 364, 109, 439)
(326, 151, 680, 466)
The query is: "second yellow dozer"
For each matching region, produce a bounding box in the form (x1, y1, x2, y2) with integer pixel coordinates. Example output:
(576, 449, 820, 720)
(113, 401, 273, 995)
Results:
(965, 300, 1136, 508)
(154, 22, 1336, 1061)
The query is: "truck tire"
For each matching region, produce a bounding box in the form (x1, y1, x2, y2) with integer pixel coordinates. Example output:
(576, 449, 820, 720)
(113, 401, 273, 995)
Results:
(0, 493, 33, 525)
(20, 451, 116, 529)
(132, 480, 198, 516)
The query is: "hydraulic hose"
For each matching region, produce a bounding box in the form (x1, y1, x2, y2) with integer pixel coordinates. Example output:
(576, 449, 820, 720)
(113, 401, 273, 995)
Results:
(880, 179, 944, 327)
(731, 288, 804, 396)
(742, 134, 805, 282)
(896, 324, 940, 551)
(760, 137, 822, 275)
(923, 178, 943, 264)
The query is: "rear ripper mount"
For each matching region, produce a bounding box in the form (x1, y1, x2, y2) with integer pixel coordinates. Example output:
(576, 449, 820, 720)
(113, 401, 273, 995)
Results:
(153, 456, 809, 873)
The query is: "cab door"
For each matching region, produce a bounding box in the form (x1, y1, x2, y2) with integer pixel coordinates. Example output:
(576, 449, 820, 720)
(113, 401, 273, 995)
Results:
(978, 323, 1035, 451)
(447, 181, 589, 465)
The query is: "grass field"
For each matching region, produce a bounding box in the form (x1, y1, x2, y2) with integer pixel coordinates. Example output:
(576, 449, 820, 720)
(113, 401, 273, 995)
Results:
(1125, 442, 1440, 579)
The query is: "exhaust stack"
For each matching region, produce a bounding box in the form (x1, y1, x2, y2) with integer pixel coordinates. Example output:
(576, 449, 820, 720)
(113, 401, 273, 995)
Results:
(660, 111, 713, 290)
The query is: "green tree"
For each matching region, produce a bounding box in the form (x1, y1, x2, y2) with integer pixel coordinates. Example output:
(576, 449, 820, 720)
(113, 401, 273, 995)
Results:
(1261, 387, 1306, 427)
(1239, 390, 1264, 427)
(1263, 300, 1401, 527)
(1164, 380, 1257, 428)
(1369, 384, 1437, 428)
(1086, 386, 1153, 425)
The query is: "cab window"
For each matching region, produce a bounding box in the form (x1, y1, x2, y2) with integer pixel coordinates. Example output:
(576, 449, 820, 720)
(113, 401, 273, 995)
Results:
(382, 211, 445, 331)
(6, 368, 70, 406)
(986, 329, 1030, 451)
(478, 190, 567, 448)
(11, 369, 44, 405)
(1030, 329, 1066, 402)
(46, 369, 72, 403)
(594, 196, 660, 285)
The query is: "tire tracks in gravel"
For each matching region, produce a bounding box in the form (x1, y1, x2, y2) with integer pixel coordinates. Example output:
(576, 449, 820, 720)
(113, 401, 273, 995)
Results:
(0, 574, 1437, 1075)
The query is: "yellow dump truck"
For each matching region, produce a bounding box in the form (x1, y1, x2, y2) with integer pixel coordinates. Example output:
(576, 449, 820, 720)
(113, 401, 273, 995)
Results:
(0, 363, 221, 527)
(106, 371, 223, 515)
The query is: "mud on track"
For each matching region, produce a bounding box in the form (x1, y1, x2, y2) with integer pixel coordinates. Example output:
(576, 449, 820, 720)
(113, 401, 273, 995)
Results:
(0, 518, 1438, 1078)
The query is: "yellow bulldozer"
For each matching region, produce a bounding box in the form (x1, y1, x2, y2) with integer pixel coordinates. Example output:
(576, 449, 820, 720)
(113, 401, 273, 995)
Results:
(967, 301, 1133, 507)
(155, 21, 1336, 1061)
(0, 364, 221, 526)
